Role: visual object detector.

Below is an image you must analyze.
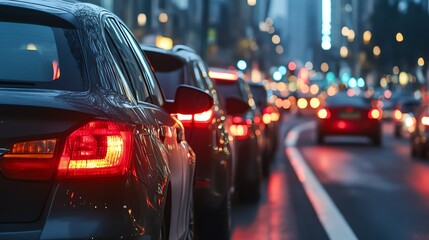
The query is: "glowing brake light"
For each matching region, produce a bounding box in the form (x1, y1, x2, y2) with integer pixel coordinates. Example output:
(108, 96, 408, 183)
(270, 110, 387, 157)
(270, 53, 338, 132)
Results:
(1, 139, 57, 180)
(230, 116, 250, 140)
(317, 108, 331, 119)
(368, 108, 382, 120)
(422, 116, 429, 126)
(177, 110, 214, 126)
(393, 109, 402, 121)
(209, 71, 238, 81)
(57, 120, 131, 178)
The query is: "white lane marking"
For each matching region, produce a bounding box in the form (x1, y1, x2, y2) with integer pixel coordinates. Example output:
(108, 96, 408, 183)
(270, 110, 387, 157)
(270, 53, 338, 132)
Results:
(285, 120, 358, 240)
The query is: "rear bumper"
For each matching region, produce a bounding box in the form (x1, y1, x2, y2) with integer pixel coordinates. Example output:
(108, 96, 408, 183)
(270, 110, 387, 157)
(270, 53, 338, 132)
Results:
(0, 176, 161, 240)
(234, 137, 261, 187)
(318, 119, 381, 136)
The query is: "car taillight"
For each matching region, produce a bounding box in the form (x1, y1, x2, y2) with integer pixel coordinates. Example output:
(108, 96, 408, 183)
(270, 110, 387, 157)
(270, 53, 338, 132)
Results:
(262, 106, 280, 124)
(1, 139, 58, 180)
(368, 108, 382, 120)
(393, 109, 402, 121)
(177, 109, 214, 126)
(317, 108, 331, 119)
(422, 116, 429, 126)
(57, 120, 131, 178)
(230, 116, 250, 140)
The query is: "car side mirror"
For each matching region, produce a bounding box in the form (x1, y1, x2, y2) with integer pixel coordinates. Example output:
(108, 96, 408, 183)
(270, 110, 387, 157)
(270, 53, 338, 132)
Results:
(225, 97, 250, 115)
(164, 85, 214, 114)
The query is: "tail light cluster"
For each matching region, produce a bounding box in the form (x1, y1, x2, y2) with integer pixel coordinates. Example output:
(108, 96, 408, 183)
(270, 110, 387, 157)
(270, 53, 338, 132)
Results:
(229, 116, 250, 140)
(177, 109, 214, 127)
(393, 109, 402, 121)
(317, 108, 331, 119)
(262, 106, 280, 124)
(0, 120, 132, 180)
(422, 116, 429, 126)
(368, 108, 382, 120)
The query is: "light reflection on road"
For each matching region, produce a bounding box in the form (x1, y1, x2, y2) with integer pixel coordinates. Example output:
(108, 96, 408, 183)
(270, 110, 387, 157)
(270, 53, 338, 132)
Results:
(232, 166, 297, 240)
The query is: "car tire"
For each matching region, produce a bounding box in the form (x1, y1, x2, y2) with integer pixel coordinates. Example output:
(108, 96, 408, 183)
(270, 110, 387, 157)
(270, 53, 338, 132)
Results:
(394, 126, 402, 138)
(372, 133, 382, 146)
(195, 194, 231, 240)
(317, 132, 324, 144)
(186, 193, 195, 240)
(238, 180, 261, 204)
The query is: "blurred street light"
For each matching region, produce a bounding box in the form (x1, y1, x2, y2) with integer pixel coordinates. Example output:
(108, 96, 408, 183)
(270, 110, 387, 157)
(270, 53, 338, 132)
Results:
(137, 13, 147, 26)
(373, 46, 381, 57)
(340, 46, 349, 58)
(393, 66, 400, 75)
(363, 30, 372, 45)
(159, 12, 168, 23)
(247, 0, 257, 7)
(321, 62, 329, 72)
(237, 60, 247, 71)
(156, 36, 173, 50)
(275, 45, 284, 54)
(347, 29, 355, 42)
(272, 35, 281, 44)
(396, 32, 404, 42)
(342, 26, 349, 36)
(418, 57, 425, 67)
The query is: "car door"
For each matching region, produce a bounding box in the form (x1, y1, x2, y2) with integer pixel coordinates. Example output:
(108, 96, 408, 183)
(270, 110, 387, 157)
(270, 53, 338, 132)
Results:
(102, 16, 170, 203)
(114, 19, 194, 238)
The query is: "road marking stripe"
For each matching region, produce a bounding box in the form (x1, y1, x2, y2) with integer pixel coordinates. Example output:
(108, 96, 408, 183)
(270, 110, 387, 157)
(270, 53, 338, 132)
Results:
(285, 121, 358, 240)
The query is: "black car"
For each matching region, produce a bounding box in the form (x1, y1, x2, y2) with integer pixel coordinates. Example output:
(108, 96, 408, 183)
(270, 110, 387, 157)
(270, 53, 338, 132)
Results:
(209, 68, 263, 203)
(248, 82, 280, 176)
(0, 1, 213, 239)
(142, 45, 248, 239)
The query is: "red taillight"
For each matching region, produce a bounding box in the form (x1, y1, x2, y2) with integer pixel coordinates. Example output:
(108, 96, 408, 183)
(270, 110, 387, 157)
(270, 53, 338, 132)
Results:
(393, 109, 402, 121)
(1, 139, 57, 180)
(422, 116, 429, 126)
(229, 124, 249, 139)
(317, 108, 331, 119)
(177, 110, 214, 126)
(368, 108, 382, 120)
(262, 106, 280, 124)
(57, 120, 131, 178)
(230, 116, 250, 140)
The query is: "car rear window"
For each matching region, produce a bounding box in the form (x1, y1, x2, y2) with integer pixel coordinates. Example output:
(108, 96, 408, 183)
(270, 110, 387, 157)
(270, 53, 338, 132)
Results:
(0, 21, 85, 90)
(213, 80, 247, 110)
(326, 95, 372, 108)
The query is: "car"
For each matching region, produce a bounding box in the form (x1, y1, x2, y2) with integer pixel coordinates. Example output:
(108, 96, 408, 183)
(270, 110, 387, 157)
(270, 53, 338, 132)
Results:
(142, 45, 248, 239)
(410, 104, 429, 159)
(392, 97, 421, 138)
(248, 82, 280, 176)
(209, 68, 263, 203)
(0, 1, 214, 239)
(317, 93, 383, 146)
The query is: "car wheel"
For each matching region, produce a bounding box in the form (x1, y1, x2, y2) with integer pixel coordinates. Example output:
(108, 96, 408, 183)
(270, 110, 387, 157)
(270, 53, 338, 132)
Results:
(317, 132, 324, 144)
(196, 194, 231, 240)
(238, 179, 261, 204)
(372, 133, 382, 146)
(394, 126, 401, 138)
(186, 193, 195, 240)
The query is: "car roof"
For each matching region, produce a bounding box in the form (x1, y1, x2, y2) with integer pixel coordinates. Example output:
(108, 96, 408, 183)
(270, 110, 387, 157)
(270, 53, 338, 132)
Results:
(0, 0, 104, 27)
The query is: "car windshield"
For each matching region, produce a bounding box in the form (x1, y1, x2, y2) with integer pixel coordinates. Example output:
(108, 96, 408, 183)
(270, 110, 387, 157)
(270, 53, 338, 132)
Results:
(0, 21, 85, 90)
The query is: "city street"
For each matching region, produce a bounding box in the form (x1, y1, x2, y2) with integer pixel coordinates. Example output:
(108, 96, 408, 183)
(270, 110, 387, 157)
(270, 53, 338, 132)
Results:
(232, 113, 429, 240)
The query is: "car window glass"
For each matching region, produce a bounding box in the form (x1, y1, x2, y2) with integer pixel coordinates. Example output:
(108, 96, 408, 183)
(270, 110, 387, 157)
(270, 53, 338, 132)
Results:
(154, 67, 185, 100)
(0, 21, 85, 90)
(104, 18, 150, 103)
(118, 23, 165, 106)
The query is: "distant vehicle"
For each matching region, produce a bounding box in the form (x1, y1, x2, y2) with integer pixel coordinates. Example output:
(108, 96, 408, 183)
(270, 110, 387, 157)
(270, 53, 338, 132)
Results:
(410, 104, 429, 159)
(142, 45, 248, 239)
(0, 1, 214, 239)
(393, 97, 421, 138)
(317, 93, 383, 146)
(209, 68, 263, 203)
(248, 82, 280, 176)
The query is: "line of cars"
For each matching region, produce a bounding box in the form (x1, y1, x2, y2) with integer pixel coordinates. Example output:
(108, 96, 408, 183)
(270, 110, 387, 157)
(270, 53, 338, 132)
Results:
(0, 1, 280, 239)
